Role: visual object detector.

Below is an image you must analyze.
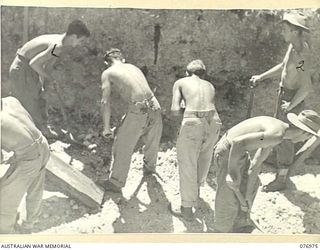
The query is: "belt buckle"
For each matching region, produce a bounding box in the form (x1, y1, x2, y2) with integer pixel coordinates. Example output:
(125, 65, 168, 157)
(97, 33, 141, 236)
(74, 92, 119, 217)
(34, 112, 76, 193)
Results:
(197, 112, 205, 118)
(144, 99, 150, 108)
(139, 101, 148, 114)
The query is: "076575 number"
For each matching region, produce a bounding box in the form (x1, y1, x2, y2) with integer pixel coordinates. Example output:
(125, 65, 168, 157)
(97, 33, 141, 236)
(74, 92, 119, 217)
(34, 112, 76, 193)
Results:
(300, 244, 318, 248)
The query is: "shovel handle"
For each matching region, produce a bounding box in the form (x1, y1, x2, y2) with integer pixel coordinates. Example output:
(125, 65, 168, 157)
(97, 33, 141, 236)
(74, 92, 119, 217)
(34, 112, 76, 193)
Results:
(246, 85, 255, 119)
(274, 86, 284, 118)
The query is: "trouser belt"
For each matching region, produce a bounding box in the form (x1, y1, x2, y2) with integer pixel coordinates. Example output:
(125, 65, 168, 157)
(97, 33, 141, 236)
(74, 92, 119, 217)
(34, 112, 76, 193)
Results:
(14, 134, 44, 157)
(184, 110, 215, 118)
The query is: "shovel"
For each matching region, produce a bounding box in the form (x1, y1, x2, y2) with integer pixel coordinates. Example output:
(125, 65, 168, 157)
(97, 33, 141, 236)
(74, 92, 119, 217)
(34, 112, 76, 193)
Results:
(274, 85, 284, 118)
(230, 185, 265, 233)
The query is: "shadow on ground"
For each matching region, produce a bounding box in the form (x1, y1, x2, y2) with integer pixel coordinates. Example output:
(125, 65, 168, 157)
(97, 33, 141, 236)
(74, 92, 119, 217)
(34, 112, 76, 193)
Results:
(283, 164, 320, 234)
(112, 175, 174, 233)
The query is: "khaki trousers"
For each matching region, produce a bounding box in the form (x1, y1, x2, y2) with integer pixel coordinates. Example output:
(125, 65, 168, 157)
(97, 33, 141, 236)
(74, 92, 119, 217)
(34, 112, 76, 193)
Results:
(9, 54, 47, 130)
(213, 134, 259, 233)
(109, 107, 162, 188)
(177, 115, 221, 207)
(274, 89, 305, 168)
(0, 136, 50, 233)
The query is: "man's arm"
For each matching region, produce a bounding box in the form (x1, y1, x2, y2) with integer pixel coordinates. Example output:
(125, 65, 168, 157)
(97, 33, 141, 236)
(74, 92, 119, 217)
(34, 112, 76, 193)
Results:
(260, 62, 284, 81)
(101, 71, 112, 137)
(250, 62, 284, 84)
(251, 45, 293, 84)
(245, 147, 272, 208)
(29, 46, 57, 82)
(40, 57, 58, 90)
(170, 81, 183, 116)
(226, 131, 282, 206)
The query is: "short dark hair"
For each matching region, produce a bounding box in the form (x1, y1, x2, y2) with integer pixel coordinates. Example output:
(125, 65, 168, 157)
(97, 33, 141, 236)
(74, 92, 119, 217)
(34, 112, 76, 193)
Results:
(66, 20, 90, 38)
(186, 59, 206, 77)
(103, 48, 124, 63)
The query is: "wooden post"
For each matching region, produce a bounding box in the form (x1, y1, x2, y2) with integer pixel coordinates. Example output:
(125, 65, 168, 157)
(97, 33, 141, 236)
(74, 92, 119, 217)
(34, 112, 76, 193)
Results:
(44, 8, 49, 33)
(23, 7, 29, 43)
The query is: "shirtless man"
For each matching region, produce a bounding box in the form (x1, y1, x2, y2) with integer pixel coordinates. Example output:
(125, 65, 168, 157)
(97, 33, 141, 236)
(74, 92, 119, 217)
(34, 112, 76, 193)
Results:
(250, 12, 312, 192)
(0, 96, 50, 234)
(9, 20, 90, 134)
(100, 48, 162, 193)
(169, 60, 221, 220)
(213, 110, 320, 233)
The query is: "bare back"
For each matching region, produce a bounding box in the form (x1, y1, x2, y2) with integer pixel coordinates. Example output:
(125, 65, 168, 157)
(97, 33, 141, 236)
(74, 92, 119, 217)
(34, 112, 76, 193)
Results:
(18, 34, 63, 60)
(227, 116, 288, 151)
(1, 97, 42, 152)
(176, 76, 216, 111)
(104, 63, 154, 103)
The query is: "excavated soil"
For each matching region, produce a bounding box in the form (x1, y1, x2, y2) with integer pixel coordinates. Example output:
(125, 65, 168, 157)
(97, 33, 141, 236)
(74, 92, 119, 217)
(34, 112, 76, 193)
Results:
(9, 112, 320, 235)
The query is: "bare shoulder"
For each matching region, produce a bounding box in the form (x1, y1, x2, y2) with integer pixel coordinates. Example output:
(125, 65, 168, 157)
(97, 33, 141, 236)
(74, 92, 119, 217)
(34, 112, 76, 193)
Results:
(49, 35, 63, 50)
(2, 96, 24, 111)
(173, 78, 187, 89)
(33, 34, 61, 45)
(126, 63, 139, 69)
(121, 63, 143, 75)
(258, 116, 280, 124)
(247, 116, 278, 128)
(101, 68, 112, 81)
(202, 79, 214, 87)
(26, 34, 63, 56)
(175, 77, 189, 85)
(3, 96, 21, 105)
(260, 116, 286, 132)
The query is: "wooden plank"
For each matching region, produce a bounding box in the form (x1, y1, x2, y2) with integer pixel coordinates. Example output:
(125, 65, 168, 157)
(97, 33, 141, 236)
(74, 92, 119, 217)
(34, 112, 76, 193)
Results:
(45, 151, 104, 209)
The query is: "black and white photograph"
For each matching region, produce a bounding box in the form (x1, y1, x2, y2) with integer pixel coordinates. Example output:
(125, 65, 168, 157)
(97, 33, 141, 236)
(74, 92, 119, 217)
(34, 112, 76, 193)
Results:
(1, 2, 320, 237)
